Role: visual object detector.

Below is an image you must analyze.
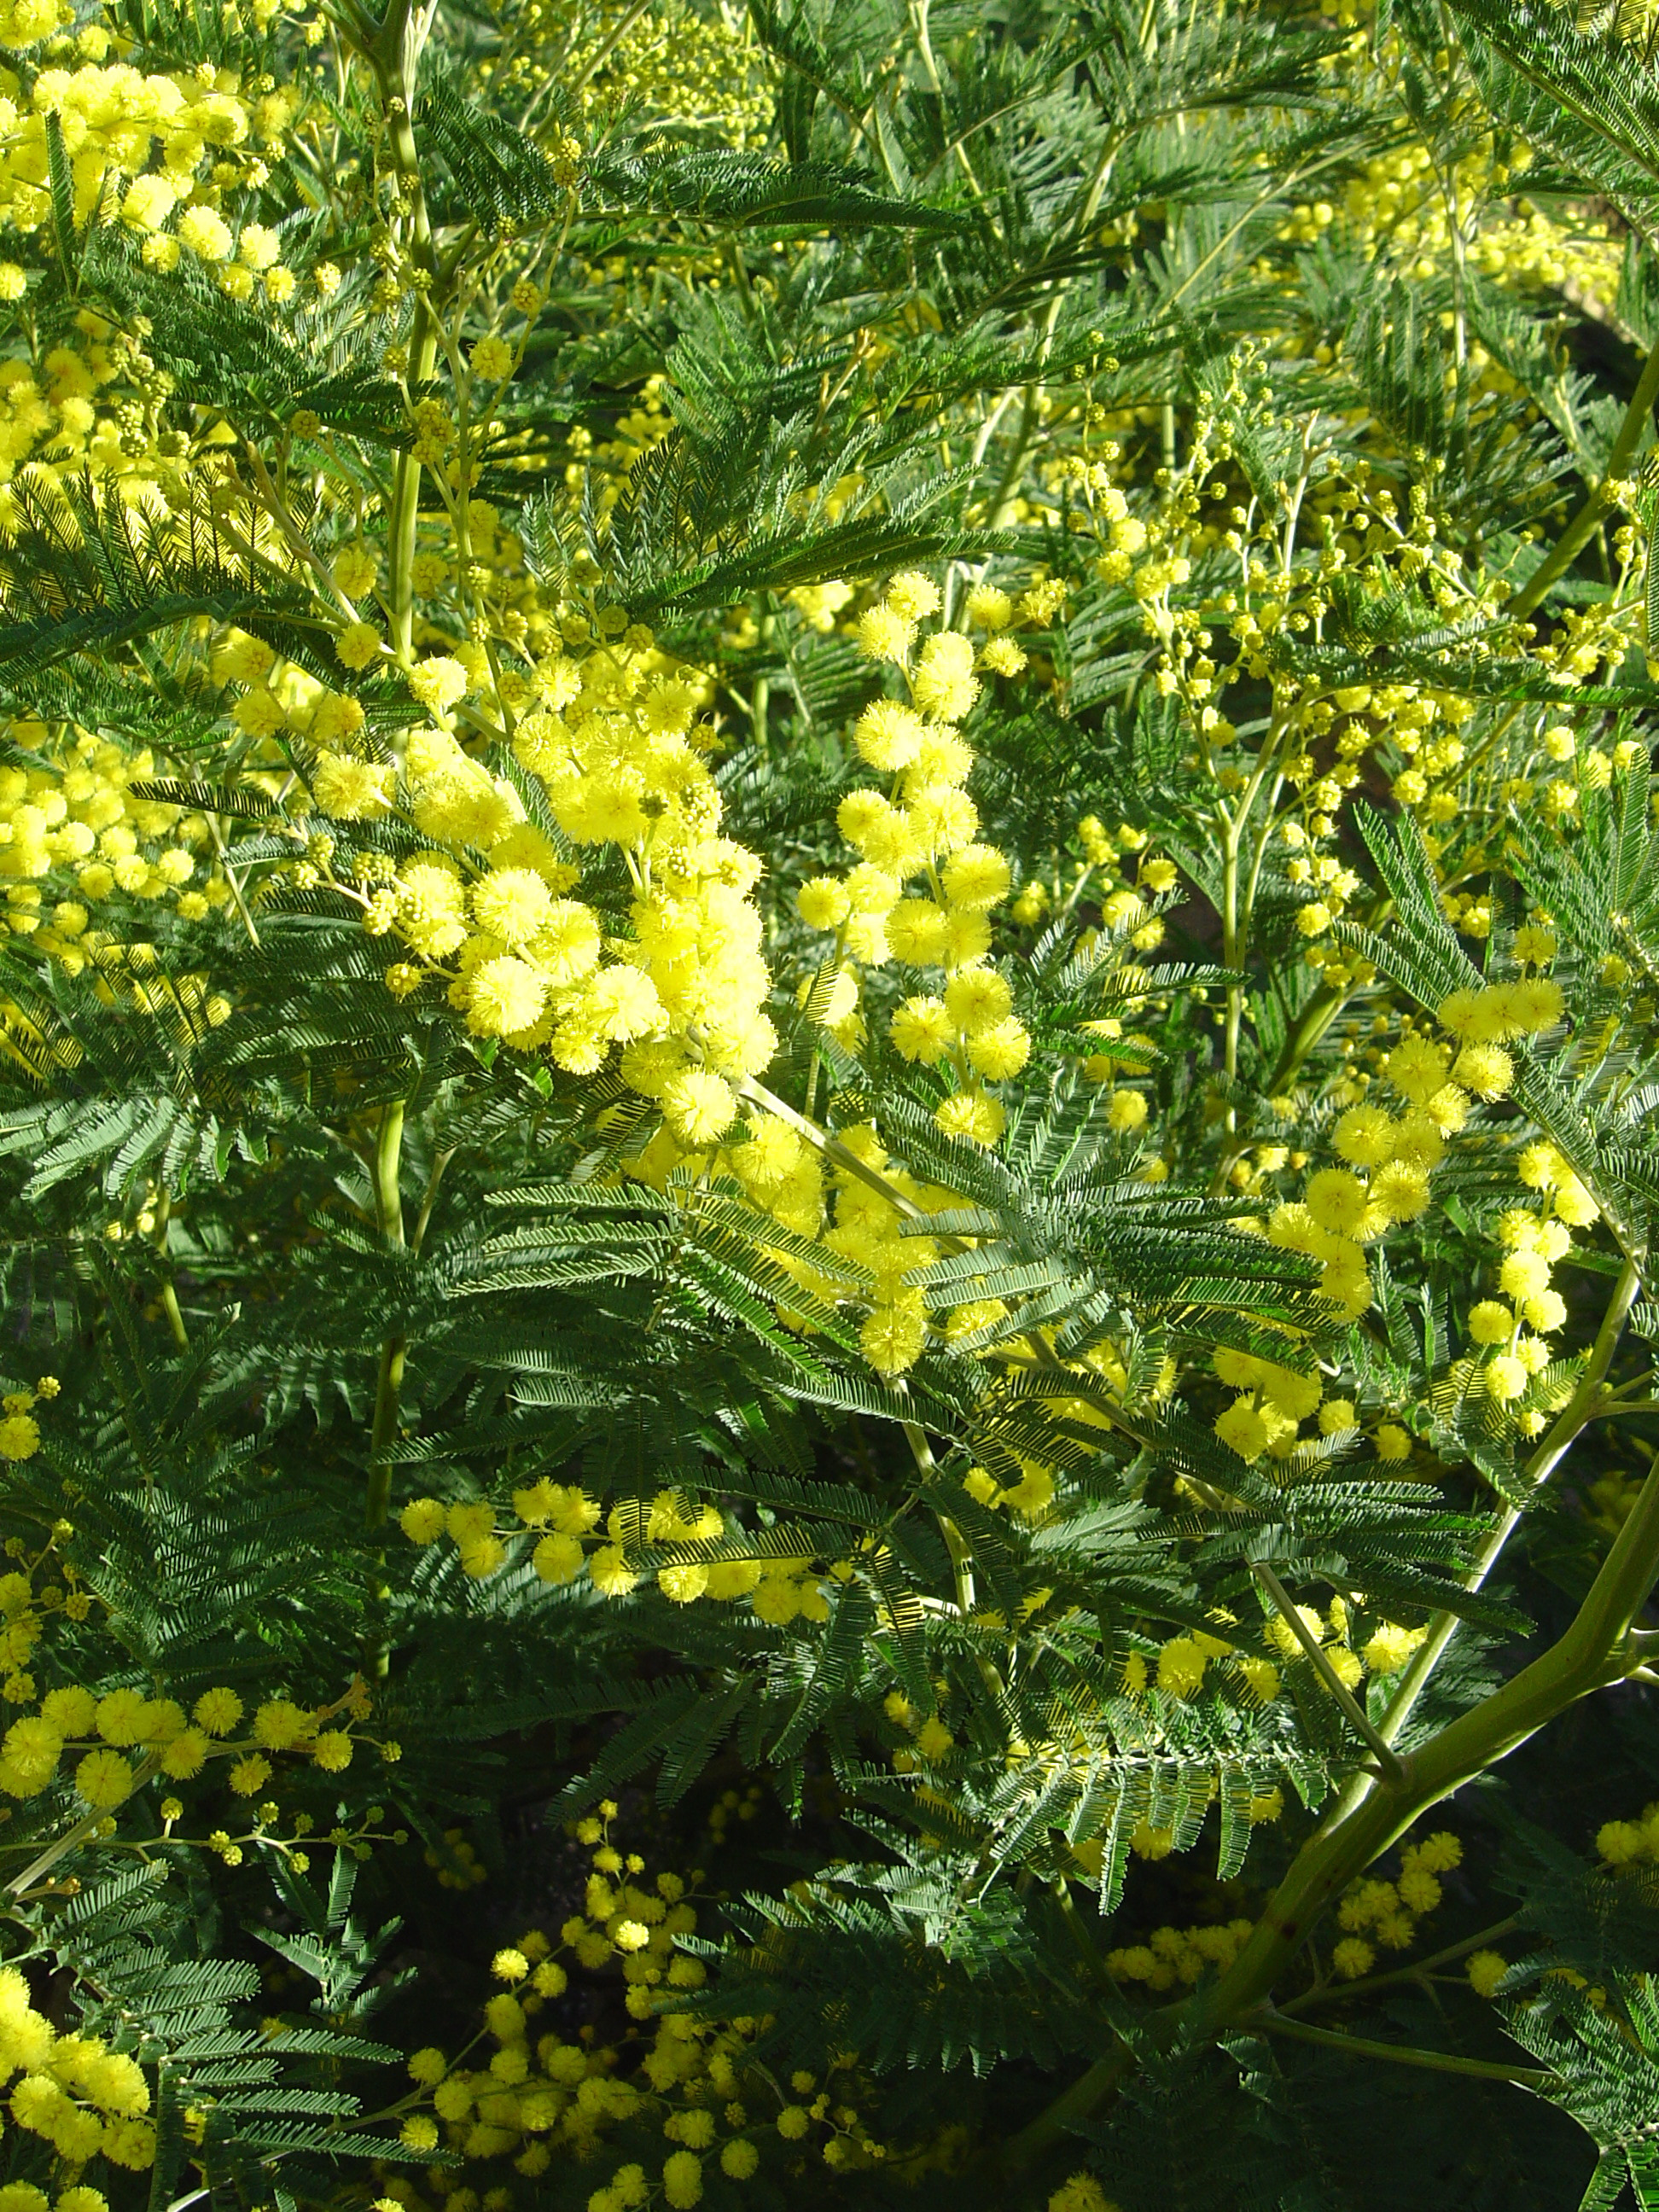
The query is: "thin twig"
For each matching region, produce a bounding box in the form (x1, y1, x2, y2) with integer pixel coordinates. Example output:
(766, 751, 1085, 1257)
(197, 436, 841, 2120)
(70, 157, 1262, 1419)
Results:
(1245, 2011, 1555, 2087)
(1252, 1563, 1406, 1783)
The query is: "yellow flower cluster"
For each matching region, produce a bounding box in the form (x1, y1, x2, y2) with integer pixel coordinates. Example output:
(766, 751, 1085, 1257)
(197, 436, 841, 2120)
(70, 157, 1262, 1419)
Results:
(0, 1371, 53, 1467)
(399, 1484, 841, 1626)
(1048, 2176, 1118, 2212)
(387, 1810, 887, 2206)
(817, 1122, 954, 1378)
(1468, 205, 1622, 306)
(1594, 1801, 1659, 1868)
(795, 572, 1027, 1148)
(1466, 1947, 1511, 1998)
(1278, 102, 1620, 308)
(1213, 975, 1580, 1465)
(1329, 1831, 1462, 1979)
(1105, 1917, 1258, 1991)
(410, 1828, 484, 1895)
(0, 1962, 153, 2169)
(1121, 1622, 1282, 1707)
(1116, 1596, 1422, 1720)
(0, 1497, 94, 1713)
(0, 723, 235, 1074)
(0, 309, 143, 489)
(1, 56, 268, 228)
(1073, 1802, 1284, 1877)
(324, 626, 774, 1139)
(493, 1, 774, 149)
(0, 1676, 398, 1806)
(0, 726, 227, 937)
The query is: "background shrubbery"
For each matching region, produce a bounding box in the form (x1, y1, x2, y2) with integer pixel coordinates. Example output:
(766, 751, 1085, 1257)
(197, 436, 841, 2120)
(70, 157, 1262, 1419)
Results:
(4, 0, 1659, 2207)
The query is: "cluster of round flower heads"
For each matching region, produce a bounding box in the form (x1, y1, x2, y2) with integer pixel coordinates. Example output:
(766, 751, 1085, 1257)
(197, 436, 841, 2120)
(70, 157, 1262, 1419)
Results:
(1105, 1916, 1258, 1992)
(1593, 1799, 1659, 1871)
(311, 623, 777, 1145)
(1329, 1831, 1462, 1981)
(1418, 976, 1596, 1429)
(384, 1807, 890, 2206)
(1115, 1595, 1424, 1722)
(794, 571, 1034, 1150)
(1215, 974, 1580, 1464)
(0, 1679, 397, 1807)
(0, 723, 236, 1076)
(0, 1451, 101, 1710)
(0, 728, 229, 928)
(0, 1962, 153, 2170)
(1280, 117, 1622, 309)
(560, 0, 776, 148)
(399, 1482, 837, 1626)
(0, 43, 298, 278)
(0, 1372, 54, 1466)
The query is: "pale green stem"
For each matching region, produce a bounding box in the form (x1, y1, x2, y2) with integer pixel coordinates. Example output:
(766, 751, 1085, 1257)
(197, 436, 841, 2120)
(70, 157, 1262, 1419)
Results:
(998, 1259, 1656, 2174)
(1508, 334, 1659, 619)
(1248, 2012, 1554, 2087)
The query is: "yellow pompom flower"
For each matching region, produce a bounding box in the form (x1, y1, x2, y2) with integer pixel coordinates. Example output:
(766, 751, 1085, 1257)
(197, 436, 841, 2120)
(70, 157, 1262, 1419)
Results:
(1484, 1354, 1527, 1403)
(407, 656, 470, 713)
(1369, 1161, 1430, 1221)
(1508, 977, 1563, 1031)
(934, 1091, 1005, 1146)
(1048, 2174, 1117, 2212)
(74, 1749, 134, 1809)
(661, 1070, 737, 1145)
(533, 1534, 585, 1585)
(860, 1301, 928, 1376)
(465, 957, 548, 1040)
(885, 570, 941, 620)
(471, 335, 515, 381)
(178, 205, 233, 261)
(658, 1563, 710, 1604)
(1156, 1638, 1207, 1698)
(943, 967, 1012, 1033)
(941, 844, 1012, 909)
(0, 1415, 38, 1461)
(470, 868, 554, 948)
(1363, 1622, 1424, 1674)
(855, 605, 913, 664)
(159, 1729, 208, 1780)
(911, 630, 980, 723)
(400, 1498, 447, 1543)
(852, 699, 927, 770)
(797, 876, 850, 929)
(1466, 1951, 1508, 1997)
(1453, 1044, 1512, 1099)
(1214, 1397, 1270, 1461)
(965, 1016, 1031, 1079)
(662, 2150, 703, 2208)
(587, 1548, 638, 1598)
(251, 1699, 309, 1750)
(1499, 1249, 1551, 1304)
(1467, 1301, 1514, 1346)
(334, 621, 383, 671)
(1304, 1167, 1369, 1235)
(194, 1687, 243, 1736)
